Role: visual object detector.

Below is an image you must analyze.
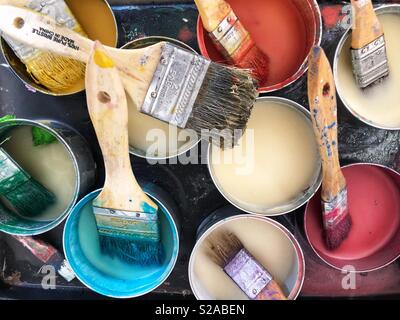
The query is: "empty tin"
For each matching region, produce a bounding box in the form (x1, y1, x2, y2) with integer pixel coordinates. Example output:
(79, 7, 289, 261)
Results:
(0, 0, 118, 96)
(196, 0, 322, 92)
(189, 206, 305, 300)
(63, 183, 180, 298)
(305, 163, 400, 272)
(0, 118, 95, 235)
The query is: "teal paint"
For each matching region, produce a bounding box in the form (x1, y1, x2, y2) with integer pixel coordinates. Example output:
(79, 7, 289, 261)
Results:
(141, 201, 158, 214)
(63, 188, 179, 298)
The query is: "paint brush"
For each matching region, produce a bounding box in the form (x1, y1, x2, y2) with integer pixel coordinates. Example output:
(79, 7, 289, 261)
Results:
(0, 5, 258, 146)
(194, 0, 269, 84)
(10, 235, 75, 282)
(205, 232, 287, 300)
(86, 41, 162, 265)
(308, 46, 352, 250)
(0, 147, 56, 217)
(350, 0, 389, 89)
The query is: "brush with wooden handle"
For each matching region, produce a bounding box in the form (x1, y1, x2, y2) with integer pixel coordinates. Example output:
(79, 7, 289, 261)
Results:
(0, 0, 87, 93)
(195, 0, 269, 84)
(86, 41, 162, 265)
(205, 232, 287, 300)
(308, 46, 352, 250)
(0, 5, 258, 147)
(351, 0, 389, 89)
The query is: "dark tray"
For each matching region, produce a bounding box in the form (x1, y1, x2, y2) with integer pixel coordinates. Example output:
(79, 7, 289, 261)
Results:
(0, 0, 399, 300)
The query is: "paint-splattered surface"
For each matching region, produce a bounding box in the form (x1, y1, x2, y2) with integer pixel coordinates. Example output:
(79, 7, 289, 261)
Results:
(0, 1, 400, 299)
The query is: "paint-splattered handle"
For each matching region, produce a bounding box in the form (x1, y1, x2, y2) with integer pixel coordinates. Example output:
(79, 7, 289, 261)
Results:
(86, 42, 157, 212)
(351, 0, 383, 49)
(255, 280, 287, 300)
(194, 0, 231, 32)
(308, 46, 346, 200)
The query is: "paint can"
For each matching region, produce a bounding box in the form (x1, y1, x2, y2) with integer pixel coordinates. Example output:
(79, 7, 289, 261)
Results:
(0, 118, 96, 235)
(207, 96, 322, 216)
(334, 5, 400, 130)
(0, 0, 118, 96)
(305, 163, 400, 272)
(63, 183, 180, 298)
(196, 0, 322, 93)
(188, 206, 305, 300)
(120, 36, 200, 160)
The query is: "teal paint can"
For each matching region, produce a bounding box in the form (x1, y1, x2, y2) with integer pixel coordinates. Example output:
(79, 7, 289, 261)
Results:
(63, 184, 180, 298)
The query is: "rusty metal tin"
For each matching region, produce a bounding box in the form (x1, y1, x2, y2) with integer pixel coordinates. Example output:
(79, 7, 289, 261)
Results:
(333, 5, 400, 130)
(196, 0, 322, 93)
(0, 0, 118, 96)
(207, 96, 322, 216)
(188, 208, 305, 300)
(121, 36, 200, 161)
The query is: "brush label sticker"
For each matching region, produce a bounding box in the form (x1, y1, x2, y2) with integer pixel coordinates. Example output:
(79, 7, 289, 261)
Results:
(224, 248, 272, 300)
(323, 188, 348, 229)
(3, 0, 80, 60)
(210, 10, 249, 57)
(141, 43, 210, 128)
(351, 35, 389, 88)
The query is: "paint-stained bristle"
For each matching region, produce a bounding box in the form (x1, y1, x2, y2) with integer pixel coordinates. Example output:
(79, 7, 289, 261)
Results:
(325, 213, 352, 250)
(187, 63, 258, 147)
(235, 44, 269, 84)
(205, 232, 243, 267)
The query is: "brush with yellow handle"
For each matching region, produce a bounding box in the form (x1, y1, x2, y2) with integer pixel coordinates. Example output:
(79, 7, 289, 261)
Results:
(0, 5, 257, 146)
(350, 0, 389, 89)
(0, 0, 87, 93)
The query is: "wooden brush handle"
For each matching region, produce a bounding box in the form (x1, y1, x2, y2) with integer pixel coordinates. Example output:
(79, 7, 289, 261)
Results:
(351, 0, 383, 49)
(194, 0, 231, 32)
(256, 280, 287, 300)
(308, 46, 346, 202)
(86, 41, 157, 212)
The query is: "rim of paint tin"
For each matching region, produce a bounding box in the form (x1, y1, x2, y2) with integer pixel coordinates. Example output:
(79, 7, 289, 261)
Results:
(0, 119, 81, 236)
(333, 4, 400, 130)
(188, 214, 305, 300)
(63, 188, 180, 299)
(196, 0, 322, 93)
(304, 162, 400, 273)
(207, 96, 323, 216)
(120, 36, 200, 160)
(0, 0, 118, 97)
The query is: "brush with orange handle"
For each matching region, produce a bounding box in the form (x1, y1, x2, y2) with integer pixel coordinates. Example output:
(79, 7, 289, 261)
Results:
(205, 232, 287, 300)
(308, 46, 352, 250)
(195, 0, 269, 84)
(350, 0, 389, 88)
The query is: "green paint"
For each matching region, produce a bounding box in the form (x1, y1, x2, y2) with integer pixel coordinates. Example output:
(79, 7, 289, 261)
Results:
(0, 115, 16, 123)
(31, 126, 57, 146)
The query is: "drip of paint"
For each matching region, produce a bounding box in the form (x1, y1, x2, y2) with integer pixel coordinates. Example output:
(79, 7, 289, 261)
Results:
(94, 49, 115, 68)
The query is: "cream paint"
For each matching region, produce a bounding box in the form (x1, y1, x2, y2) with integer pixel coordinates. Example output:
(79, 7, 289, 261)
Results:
(127, 94, 195, 158)
(2, 126, 76, 221)
(210, 100, 319, 213)
(193, 217, 297, 300)
(337, 14, 400, 128)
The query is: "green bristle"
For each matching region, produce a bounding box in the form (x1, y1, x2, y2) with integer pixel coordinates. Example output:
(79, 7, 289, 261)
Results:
(31, 127, 57, 146)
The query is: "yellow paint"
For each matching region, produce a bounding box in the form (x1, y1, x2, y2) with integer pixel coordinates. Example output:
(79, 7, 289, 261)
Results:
(94, 50, 115, 68)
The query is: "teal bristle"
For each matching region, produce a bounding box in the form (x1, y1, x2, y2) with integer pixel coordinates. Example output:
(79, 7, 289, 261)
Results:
(0, 148, 56, 217)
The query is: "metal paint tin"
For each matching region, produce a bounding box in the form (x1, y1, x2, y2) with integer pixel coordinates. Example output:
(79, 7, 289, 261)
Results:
(188, 206, 305, 300)
(207, 96, 322, 216)
(63, 183, 180, 298)
(333, 5, 400, 130)
(0, 118, 96, 235)
(121, 36, 200, 160)
(196, 0, 322, 93)
(0, 0, 118, 96)
(305, 163, 400, 273)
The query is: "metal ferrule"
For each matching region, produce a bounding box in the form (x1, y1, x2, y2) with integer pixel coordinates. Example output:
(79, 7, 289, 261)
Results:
(140, 42, 210, 129)
(209, 10, 249, 57)
(224, 248, 272, 299)
(322, 188, 348, 229)
(351, 35, 389, 88)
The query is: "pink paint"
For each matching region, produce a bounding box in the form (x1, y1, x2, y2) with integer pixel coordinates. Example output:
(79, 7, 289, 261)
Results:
(306, 164, 400, 263)
(321, 5, 342, 29)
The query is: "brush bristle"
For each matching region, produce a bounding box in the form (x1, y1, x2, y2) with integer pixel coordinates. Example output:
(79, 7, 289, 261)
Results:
(235, 44, 269, 85)
(186, 64, 258, 147)
(325, 213, 352, 250)
(205, 232, 243, 267)
(4, 179, 56, 217)
(99, 235, 163, 265)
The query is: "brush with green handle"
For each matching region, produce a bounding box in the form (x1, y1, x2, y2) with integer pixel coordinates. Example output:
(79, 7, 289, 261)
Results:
(86, 41, 162, 265)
